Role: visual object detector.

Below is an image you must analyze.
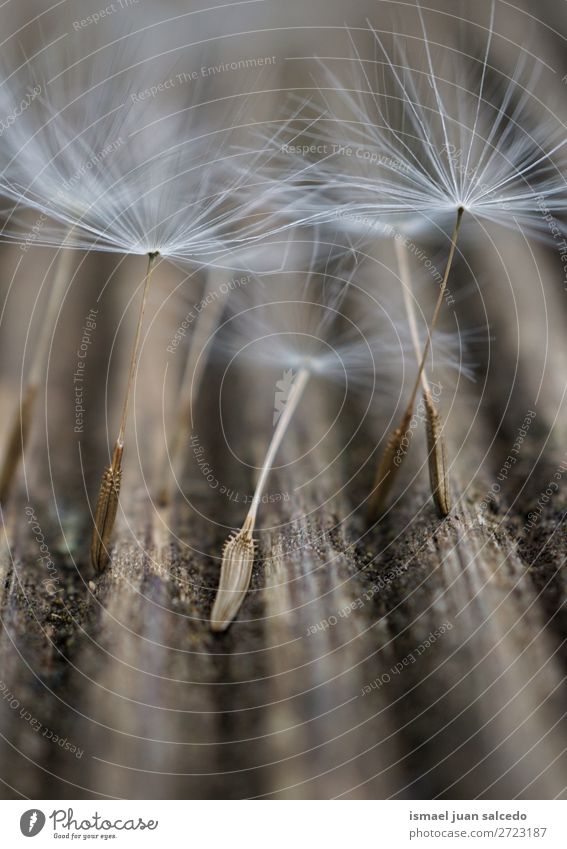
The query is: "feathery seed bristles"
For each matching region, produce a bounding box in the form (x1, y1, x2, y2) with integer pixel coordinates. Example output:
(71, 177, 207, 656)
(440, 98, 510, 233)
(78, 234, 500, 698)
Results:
(0, 15, 292, 265)
(211, 241, 429, 400)
(0, 127, 284, 261)
(259, 6, 567, 243)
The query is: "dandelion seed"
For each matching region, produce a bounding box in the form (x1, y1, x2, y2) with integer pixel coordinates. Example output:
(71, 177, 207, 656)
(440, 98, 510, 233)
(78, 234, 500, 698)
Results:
(396, 238, 452, 514)
(368, 209, 462, 520)
(211, 367, 310, 632)
(257, 3, 567, 367)
(268, 6, 548, 515)
(208, 235, 417, 630)
(0, 21, 292, 555)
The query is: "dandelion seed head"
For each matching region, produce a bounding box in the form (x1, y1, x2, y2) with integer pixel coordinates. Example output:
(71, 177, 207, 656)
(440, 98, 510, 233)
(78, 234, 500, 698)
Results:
(0, 10, 288, 265)
(264, 6, 567, 243)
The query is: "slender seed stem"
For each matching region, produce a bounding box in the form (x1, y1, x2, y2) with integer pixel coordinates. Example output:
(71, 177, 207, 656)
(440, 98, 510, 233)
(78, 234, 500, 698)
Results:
(158, 267, 228, 507)
(395, 238, 452, 516)
(90, 252, 158, 572)
(396, 238, 430, 393)
(210, 367, 310, 632)
(404, 206, 463, 416)
(246, 367, 310, 529)
(117, 252, 158, 447)
(0, 243, 74, 504)
(367, 206, 463, 521)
